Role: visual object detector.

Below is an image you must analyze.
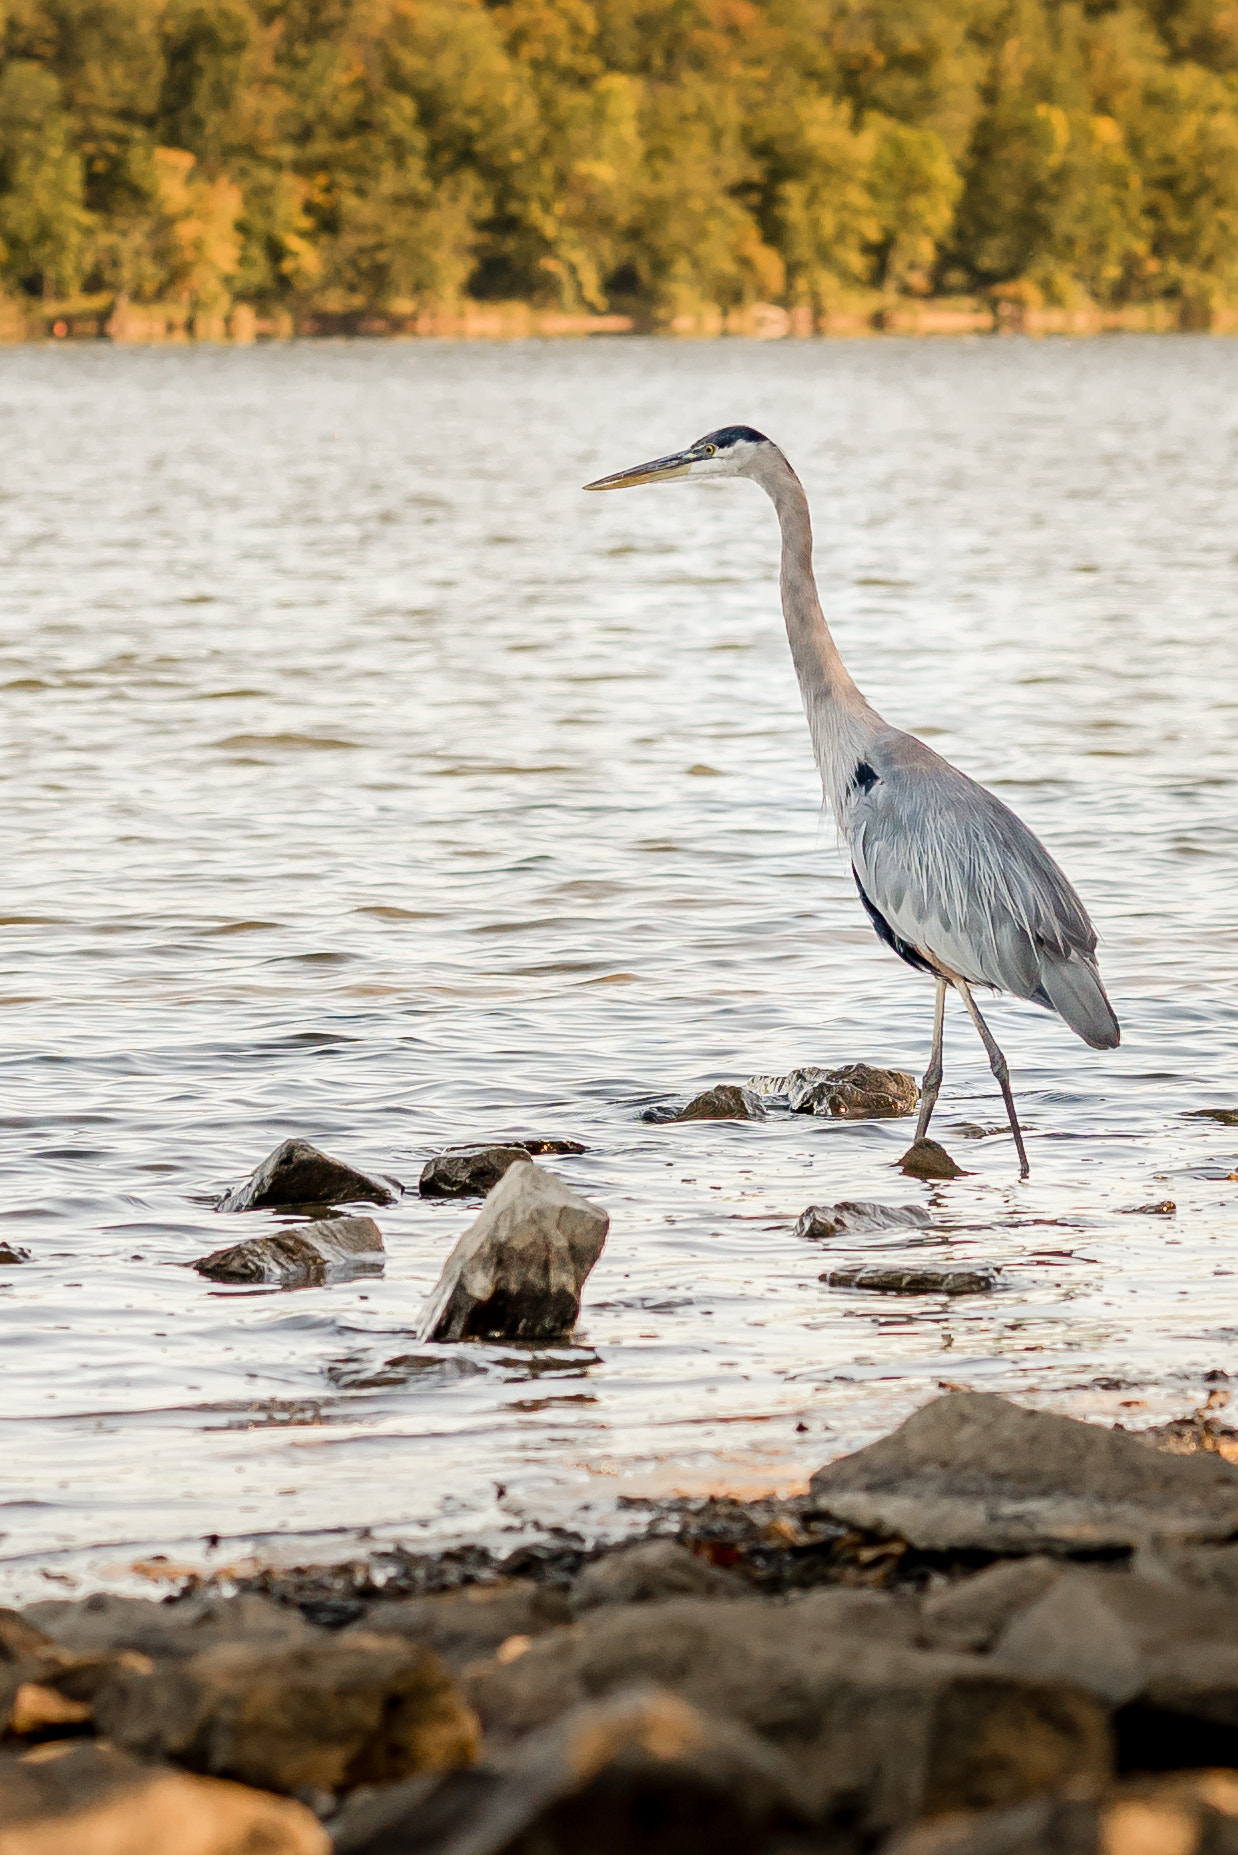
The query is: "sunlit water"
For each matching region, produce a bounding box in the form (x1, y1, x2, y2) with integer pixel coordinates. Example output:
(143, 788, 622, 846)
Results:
(0, 335, 1236, 1603)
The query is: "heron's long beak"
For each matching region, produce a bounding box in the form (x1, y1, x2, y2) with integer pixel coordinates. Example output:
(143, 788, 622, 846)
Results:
(583, 450, 694, 491)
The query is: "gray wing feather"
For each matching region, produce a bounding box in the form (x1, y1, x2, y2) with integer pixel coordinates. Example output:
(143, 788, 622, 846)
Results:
(845, 730, 1119, 1049)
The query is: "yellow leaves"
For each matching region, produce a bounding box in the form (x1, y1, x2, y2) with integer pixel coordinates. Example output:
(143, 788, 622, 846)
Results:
(153, 146, 241, 313)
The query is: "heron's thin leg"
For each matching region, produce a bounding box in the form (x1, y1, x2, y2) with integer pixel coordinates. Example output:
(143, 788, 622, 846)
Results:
(914, 976, 948, 1142)
(955, 980, 1029, 1179)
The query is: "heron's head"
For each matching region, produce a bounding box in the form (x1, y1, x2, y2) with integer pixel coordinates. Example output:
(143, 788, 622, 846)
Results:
(583, 425, 774, 492)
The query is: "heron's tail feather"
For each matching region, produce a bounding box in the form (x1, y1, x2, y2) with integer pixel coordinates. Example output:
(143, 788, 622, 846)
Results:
(1035, 952, 1120, 1050)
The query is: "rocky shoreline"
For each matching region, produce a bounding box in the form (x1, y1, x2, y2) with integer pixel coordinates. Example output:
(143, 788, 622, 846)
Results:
(9, 1388, 1238, 1852)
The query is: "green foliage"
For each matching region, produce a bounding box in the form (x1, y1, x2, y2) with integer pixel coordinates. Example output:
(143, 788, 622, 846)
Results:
(5, 0, 1238, 316)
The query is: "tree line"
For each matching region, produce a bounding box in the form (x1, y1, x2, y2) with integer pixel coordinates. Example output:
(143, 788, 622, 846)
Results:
(3, 0, 1238, 329)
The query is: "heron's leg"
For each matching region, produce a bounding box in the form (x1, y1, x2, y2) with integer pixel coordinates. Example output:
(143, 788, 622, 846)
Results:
(914, 976, 948, 1142)
(956, 979, 1030, 1180)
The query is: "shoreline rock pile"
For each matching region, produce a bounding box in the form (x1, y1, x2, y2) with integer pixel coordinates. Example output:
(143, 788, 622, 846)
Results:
(10, 1390, 1238, 1852)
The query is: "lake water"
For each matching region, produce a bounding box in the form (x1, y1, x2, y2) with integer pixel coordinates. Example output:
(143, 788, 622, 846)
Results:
(1, 333, 1236, 1603)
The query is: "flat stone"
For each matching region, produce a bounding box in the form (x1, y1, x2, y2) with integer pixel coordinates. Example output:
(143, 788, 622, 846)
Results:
(1185, 1107, 1238, 1125)
(572, 1541, 748, 1611)
(464, 1594, 1109, 1836)
(795, 1200, 932, 1240)
(808, 1391, 1238, 1553)
(824, 1264, 997, 1295)
(418, 1161, 608, 1344)
(349, 1582, 571, 1672)
(192, 1216, 383, 1286)
(419, 1145, 532, 1199)
(0, 1740, 328, 1855)
(216, 1139, 398, 1212)
(94, 1631, 480, 1797)
(900, 1137, 966, 1179)
(331, 1687, 807, 1855)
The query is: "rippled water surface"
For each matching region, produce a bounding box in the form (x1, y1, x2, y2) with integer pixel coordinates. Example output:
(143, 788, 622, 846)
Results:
(1, 335, 1237, 1601)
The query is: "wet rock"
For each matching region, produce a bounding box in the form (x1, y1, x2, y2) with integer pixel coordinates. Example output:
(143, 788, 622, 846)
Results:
(0, 1243, 28, 1265)
(794, 1199, 931, 1240)
(419, 1145, 533, 1199)
(193, 1216, 383, 1286)
(348, 1582, 572, 1673)
(0, 1740, 328, 1855)
(800, 1063, 919, 1118)
(886, 1772, 1238, 1855)
(916, 1559, 1065, 1654)
(1136, 1540, 1238, 1597)
(900, 1137, 966, 1179)
(217, 1139, 398, 1212)
(645, 1085, 766, 1123)
(418, 1161, 608, 1344)
(464, 1593, 1109, 1835)
(1185, 1107, 1238, 1125)
(824, 1263, 997, 1295)
(24, 1591, 313, 1660)
(572, 1540, 748, 1611)
(94, 1631, 480, 1797)
(506, 1136, 587, 1156)
(807, 1390, 1238, 1553)
(1122, 1200, 1176, 1215)
(331, 1686, 808, 1855)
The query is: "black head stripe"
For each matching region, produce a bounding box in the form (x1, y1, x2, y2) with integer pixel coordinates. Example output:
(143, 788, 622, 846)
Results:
(698, 425, 770, 450)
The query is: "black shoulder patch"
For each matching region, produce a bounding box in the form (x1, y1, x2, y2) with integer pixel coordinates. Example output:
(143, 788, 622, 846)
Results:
(853, 761, 879, 795)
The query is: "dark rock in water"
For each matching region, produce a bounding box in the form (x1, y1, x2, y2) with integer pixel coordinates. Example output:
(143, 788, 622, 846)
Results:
(0, 1740, 327, 1855)
(1122, 1200, 1176, 1215)
(0, 1242, 28, 1264)
(794, 1200, 932, 1240)
(572, 1540, 747, 1612)
(900, 1137, 966, 1179)
(217, 1139, 399, 1212)
(193, 1216, 383, 1286)
(348, 1581, 571, 1673)
(418, 1160, 608, 1343)
(824, 1263, 997, 1295)
(94, 1632, 480, 1797)
(808, 1390, 1238, 1552)
(419, 1145, 532, 1199)
(331, 1686, 807, 1855)
(464, 1592, 1109, 1837)
(507, 1136, 587, 1156)
(1185, 1107, 1238, 1125)
(657, 1085, 766, 1123)
(753, 1064, 917, 1118)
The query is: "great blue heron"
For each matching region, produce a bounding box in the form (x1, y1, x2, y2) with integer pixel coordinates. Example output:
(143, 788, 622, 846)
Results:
(585, 425, 1119, 1179)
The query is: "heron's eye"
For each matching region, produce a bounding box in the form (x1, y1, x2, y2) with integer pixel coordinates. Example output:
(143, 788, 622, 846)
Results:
(704, 444, 716, 456)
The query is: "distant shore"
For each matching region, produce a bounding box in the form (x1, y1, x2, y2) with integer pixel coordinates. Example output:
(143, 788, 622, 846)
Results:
(4, 292, 1236, 345)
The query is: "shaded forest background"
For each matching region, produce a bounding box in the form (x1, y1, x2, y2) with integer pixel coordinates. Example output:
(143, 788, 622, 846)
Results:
(5, 0, 1238, 332)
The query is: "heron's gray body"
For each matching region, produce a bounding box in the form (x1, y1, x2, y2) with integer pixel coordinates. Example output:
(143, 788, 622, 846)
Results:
(584, 423, 1119, 1175)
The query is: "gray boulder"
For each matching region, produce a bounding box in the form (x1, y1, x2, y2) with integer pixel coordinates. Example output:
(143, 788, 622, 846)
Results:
(572, 1540, 748, 1611)
(217, 1139, 398, 1211)
(419, 1145, 533, 1199)
(193, 1216, 383, 1285)
(419, 1161, 608, 1343)
(24, 1591, 315, 1660)
(808, 1391, 1238, 1552)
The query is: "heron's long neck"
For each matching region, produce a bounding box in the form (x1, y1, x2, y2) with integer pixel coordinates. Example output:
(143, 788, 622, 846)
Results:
(755, 452, 881, 811)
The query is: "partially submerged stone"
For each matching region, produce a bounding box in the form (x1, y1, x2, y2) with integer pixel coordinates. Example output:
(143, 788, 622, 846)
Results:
(900, 1137, 966, 1179)
(419, 1145, 532, 1199)
(645, 1085, 766, 1124)
(795, 1200, 932, 1240)
(216, 1139, 398, 1212)
(418, 1161, 608, 1343)
(332, 1686, 808, 1855)
(824, 1263, 998, 1295)
(193, 1216, 383, 1285)
(94, 1631, 480, 1797)
(752, 1063, 917, 1118)
(808, 1391, 1238, 1553)
(1185, 1107, 1238, 1125)
(507, 1136, 587, 1156)
(0, 1243, 28, 1265)
(0, 1740, 328, 1855)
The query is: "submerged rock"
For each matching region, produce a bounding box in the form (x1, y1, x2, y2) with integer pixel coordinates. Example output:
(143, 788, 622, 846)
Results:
(193, 1216, 383, 1286)
(824, 1263, 997, 1295)
(899, 1137, 966, 1179)
(419, 1145, 532, 1199)
(94, 1632, 480, 1798)
(216, 1139, 398, 1212)
(418, 1160, 608, 1343)
(508, 1136, 587, 1156)
(1184, 1107, 1238, 1125)
(644, 1085, 766, 1123)
(0, 1741, 327, 1855)
(1122, 1200, 1176, 1215)
(0, 1242, 28, 1264)
(794, 1200, 931, 1240)
(751, 1064, 918, 1118)
(808, 1390, 1238, 1553)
